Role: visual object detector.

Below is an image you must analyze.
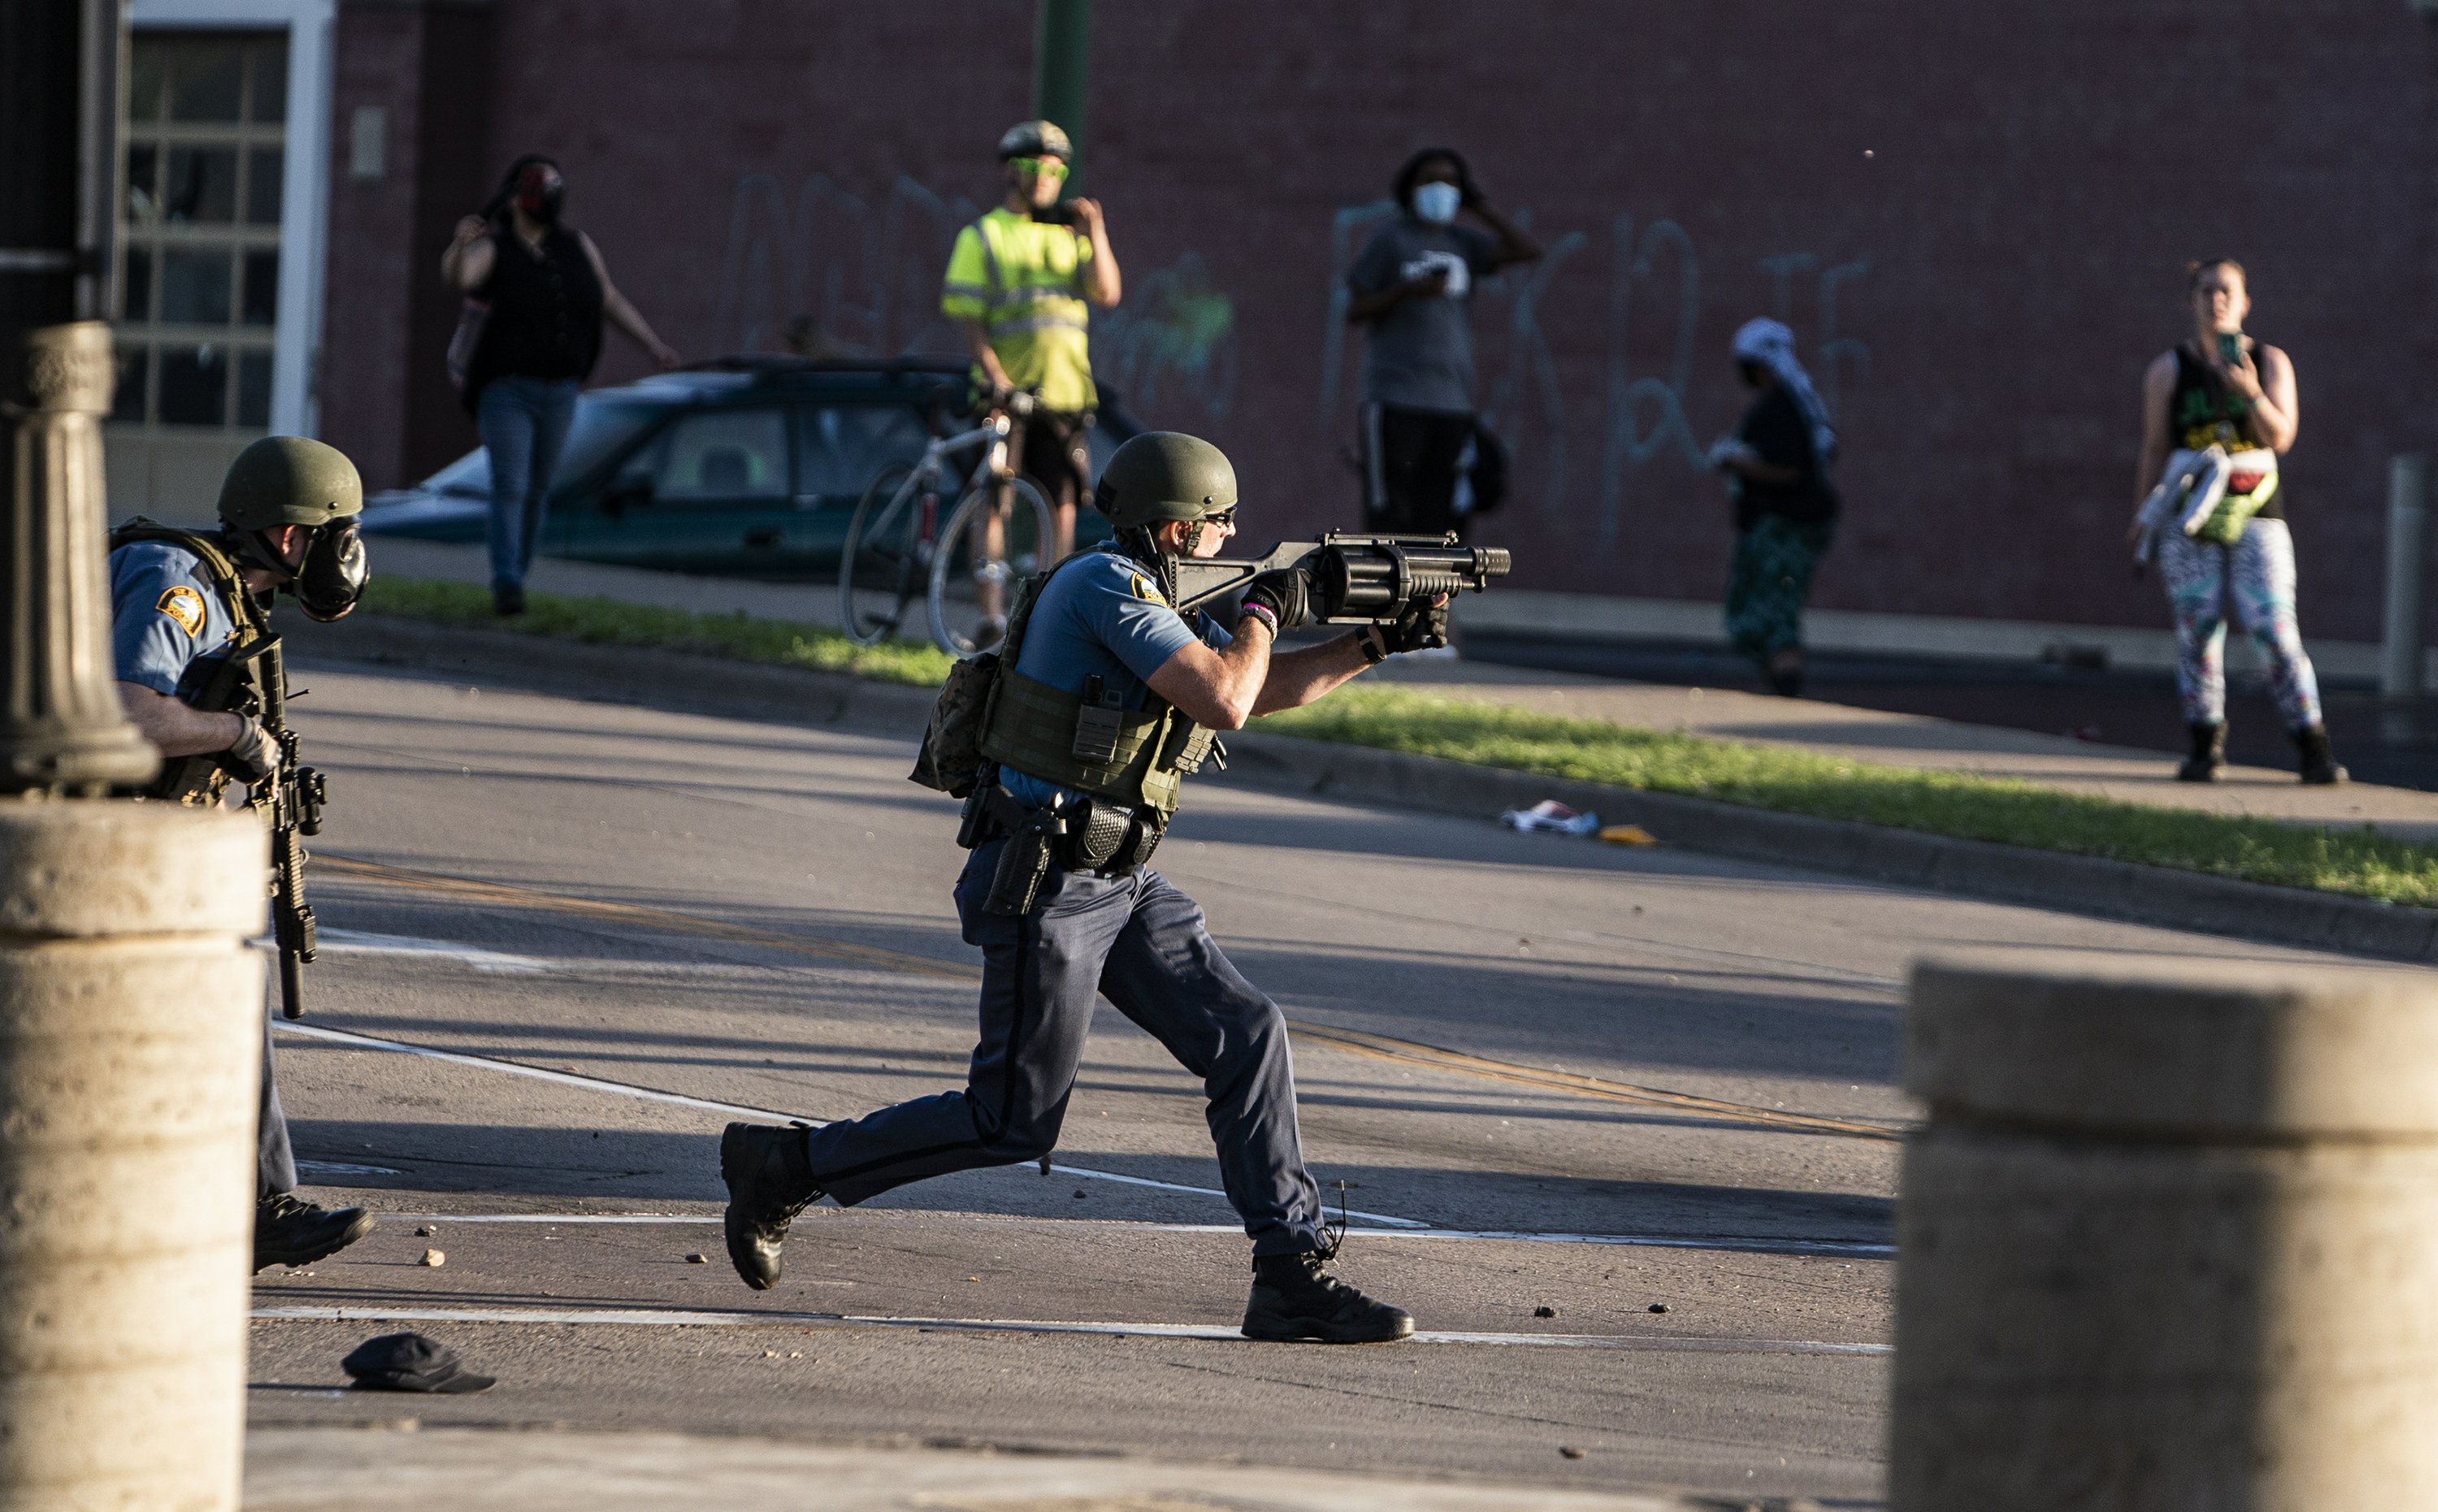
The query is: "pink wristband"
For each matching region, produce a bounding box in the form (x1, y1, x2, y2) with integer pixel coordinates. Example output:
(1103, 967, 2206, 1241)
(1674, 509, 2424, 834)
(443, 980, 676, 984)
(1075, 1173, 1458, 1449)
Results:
(1240, 602, 1279, 637)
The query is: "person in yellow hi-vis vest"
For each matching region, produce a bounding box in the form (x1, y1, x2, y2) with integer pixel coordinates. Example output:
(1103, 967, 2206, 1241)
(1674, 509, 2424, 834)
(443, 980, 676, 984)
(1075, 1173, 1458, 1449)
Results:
(941, 120, 1123, 645)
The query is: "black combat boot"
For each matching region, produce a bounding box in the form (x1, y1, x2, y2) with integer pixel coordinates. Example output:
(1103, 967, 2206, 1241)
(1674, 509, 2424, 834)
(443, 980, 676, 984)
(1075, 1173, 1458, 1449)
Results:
(1242, 1249, 1416, 1343)
(2175, 721, 2227, 782)
(720, 1121, 822, 1291)
(254, 1193, 374, 1272)
(2294, 725, 2349, 786)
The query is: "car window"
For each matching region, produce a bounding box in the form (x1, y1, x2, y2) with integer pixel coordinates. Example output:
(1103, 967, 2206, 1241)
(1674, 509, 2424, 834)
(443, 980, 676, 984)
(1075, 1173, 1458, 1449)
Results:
(419, 396, 661, 498)
(649, 407, 790, 501)
(793, 402, 931, 500)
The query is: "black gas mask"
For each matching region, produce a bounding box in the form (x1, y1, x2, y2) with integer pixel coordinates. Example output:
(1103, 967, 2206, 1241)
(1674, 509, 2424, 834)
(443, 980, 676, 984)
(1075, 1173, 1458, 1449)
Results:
(289, 520, 368, 622)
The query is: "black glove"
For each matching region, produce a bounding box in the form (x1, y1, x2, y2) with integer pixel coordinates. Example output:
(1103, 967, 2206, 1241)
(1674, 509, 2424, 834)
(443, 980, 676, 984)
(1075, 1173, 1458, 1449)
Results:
(220, 716, 280, 786)
(1240, 566, 1312, 635)
(1375, 596, 1451, 656)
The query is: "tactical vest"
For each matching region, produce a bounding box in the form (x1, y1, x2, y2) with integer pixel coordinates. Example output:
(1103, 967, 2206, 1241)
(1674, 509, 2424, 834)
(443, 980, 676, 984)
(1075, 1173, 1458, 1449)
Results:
(108, 520, 270, 804)
(975, 554, 1218, 822)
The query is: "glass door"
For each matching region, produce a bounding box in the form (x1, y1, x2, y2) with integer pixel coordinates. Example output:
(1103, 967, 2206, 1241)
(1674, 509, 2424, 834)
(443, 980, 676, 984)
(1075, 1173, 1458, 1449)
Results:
(106, 30, 288, 523)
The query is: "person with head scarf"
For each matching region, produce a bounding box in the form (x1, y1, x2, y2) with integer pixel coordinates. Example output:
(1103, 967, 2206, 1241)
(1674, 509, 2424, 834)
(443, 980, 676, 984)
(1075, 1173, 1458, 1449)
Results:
(1708, 318, 1841, 696)
(441, 154, 679, 616)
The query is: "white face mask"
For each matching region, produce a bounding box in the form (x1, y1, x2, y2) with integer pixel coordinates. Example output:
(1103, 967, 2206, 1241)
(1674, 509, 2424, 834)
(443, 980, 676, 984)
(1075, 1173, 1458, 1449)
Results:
(1412, 182, 1461, 225)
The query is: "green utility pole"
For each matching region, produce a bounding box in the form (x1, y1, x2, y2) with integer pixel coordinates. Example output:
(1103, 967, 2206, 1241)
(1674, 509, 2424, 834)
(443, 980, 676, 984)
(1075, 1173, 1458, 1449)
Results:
(1033, 0, 1091, 193)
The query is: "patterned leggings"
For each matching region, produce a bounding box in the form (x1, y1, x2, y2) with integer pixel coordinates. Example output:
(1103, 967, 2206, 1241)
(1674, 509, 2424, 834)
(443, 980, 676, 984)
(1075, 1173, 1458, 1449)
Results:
(2156, 517, 2323, 729)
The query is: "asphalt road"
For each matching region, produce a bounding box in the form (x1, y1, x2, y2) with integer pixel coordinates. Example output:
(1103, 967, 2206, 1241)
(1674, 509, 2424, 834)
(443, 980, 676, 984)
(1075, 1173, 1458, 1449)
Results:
(245, 650, 2362, 1506)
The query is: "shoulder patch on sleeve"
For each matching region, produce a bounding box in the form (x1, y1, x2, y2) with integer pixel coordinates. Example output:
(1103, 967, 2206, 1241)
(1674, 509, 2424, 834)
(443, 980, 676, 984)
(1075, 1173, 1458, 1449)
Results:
(1128, 572, 1168, 606)
(155, 584, 206, 639)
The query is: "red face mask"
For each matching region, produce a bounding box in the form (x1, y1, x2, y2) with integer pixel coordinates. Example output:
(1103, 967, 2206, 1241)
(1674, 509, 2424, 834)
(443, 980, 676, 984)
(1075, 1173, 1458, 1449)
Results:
(514, 167, 563, 223)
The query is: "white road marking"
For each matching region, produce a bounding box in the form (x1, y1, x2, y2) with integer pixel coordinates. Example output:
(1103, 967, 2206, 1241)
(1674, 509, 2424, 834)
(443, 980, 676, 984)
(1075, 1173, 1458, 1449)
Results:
(249, 1303, 1889, 1357)
(296, 1160, 404, 1177)
(274, 1020, 1425, 1227)
(312, 929, 555, 973)
(376, 1211, 1892, 1259)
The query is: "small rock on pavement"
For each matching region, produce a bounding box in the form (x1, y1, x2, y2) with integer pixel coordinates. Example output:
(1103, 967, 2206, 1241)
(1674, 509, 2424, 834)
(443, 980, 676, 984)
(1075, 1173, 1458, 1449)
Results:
(685, 1253, 709, 1264)
(1559, 1446, 1587, 1459)
(1648, 1302, 1670, 1314)
(414, 1224, 436, 1237)
(1533, 1306, 1557, 1319)
(419, 1249, 445, 1267)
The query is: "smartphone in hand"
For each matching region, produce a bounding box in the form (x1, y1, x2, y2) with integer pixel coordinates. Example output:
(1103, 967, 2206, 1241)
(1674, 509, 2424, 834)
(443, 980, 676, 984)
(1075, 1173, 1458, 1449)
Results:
(2218, 331, 2245, 366)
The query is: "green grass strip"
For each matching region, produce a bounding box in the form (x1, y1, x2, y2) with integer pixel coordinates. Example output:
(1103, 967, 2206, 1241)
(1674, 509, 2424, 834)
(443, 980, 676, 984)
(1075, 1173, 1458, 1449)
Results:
(361, 576, 959, 687)
(362, 576, 2438, 908)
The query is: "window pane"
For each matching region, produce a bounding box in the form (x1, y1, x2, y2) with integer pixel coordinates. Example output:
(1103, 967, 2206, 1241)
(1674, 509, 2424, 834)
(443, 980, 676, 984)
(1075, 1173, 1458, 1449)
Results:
(161, 249, 232, 325)
(237, 351, 273, 427)
(653, 408, 790, 500)
(245, 146, 284, 225)
(123, 248, 153, 322)
(165, 146, 237, 223)
(125, 144, 158, 224)
(159, 346, 228, 427)
(241, 250, 279, 326)
(249, 38, 288, 123)
(113, 349, 150, 423)
(793, 403, 931, 498)
(129, 47, 168, 122)
(168, 42, 244, 122)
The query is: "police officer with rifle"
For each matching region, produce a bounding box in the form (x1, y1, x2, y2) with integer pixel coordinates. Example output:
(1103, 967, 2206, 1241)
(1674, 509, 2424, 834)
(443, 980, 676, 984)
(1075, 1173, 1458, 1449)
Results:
(720, 431, 1505, 1343)
(108, 435, 374, 1272)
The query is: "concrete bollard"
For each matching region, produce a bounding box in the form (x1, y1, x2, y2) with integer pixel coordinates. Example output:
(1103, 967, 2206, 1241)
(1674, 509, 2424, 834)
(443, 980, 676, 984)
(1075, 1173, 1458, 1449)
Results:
(0, 801, 265, 1510)
(1891, 952, 2438, 1510)
(2381, 453, 2427, 698)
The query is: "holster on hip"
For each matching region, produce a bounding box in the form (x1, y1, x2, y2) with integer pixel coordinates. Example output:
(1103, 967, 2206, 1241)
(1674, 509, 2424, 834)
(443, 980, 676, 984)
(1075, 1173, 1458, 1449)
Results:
(984, 807, 1064, 916)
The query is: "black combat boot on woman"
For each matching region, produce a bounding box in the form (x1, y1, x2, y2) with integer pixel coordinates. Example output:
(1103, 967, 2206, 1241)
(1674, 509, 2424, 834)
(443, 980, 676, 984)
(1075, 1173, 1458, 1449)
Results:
(720, 1121, 823, 1290)
(2176, 721, 2228, 782)
(1242, 1248, 1416, 1343)
(2293, 725, 2349, 786)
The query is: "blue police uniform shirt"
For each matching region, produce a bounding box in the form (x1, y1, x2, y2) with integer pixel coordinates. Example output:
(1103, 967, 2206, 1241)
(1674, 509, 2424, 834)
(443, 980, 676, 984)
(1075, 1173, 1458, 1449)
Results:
(1000, 543, 1231, 810)
(110, 539, 238, 696)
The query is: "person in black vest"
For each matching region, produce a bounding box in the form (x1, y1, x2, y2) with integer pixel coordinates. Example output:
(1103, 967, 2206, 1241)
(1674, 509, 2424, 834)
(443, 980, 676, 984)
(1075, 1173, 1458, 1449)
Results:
(442, 155, 679, 615)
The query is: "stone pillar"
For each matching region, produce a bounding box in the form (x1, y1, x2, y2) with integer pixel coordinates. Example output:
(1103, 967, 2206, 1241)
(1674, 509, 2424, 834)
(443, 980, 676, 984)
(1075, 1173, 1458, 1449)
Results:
(0, 801, 265, 1510)
(1892, 953, 2438, 1510)
(2, 321, 160, 795)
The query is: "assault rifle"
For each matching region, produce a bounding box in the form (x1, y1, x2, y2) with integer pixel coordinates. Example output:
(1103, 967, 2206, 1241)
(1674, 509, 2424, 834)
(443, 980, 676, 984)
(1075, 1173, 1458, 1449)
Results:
(159, 635, 323, 1019)
(1169, 532, 1511, 622)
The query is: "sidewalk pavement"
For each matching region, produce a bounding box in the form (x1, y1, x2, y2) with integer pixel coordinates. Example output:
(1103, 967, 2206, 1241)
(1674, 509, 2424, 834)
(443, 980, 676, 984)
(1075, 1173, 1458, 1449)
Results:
(243, 1427, 1733, 1511)
(365, 536, 2438, 844)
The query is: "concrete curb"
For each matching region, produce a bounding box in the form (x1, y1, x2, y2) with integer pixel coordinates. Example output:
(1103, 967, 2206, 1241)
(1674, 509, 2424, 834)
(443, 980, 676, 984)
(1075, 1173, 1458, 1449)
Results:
(300, 613, 2438, 964)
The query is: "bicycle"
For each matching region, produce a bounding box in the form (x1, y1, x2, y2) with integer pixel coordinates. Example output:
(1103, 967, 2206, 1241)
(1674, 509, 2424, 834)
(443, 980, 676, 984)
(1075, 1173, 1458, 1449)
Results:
(838, 390, 1056, 656)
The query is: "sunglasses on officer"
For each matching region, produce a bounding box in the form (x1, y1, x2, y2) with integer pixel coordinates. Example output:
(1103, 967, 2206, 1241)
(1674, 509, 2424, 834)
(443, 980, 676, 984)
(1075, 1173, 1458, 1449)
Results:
(1009, 156, 1069, 180)
(1201, 509, 1237, 531)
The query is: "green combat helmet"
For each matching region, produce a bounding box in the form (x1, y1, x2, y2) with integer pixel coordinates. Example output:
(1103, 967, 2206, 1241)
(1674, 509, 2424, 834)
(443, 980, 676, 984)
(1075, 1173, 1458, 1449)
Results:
(1092, 431, 1237, 531)
(217, 435, 363, 532)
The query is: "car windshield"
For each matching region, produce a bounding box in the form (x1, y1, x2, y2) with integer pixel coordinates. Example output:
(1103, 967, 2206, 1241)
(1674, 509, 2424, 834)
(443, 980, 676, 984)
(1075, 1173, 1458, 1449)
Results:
(421, 397, 662, 496)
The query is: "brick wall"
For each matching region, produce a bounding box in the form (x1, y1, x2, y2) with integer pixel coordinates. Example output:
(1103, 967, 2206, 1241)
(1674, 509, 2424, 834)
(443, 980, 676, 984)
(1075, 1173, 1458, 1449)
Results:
(320, 0, 2438, 639)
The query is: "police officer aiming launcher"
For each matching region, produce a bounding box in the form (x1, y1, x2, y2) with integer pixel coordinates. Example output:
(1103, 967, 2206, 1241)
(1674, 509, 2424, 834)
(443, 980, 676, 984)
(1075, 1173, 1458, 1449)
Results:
(108, 435, 374, 1272)
(721, 431, 1506, 1343)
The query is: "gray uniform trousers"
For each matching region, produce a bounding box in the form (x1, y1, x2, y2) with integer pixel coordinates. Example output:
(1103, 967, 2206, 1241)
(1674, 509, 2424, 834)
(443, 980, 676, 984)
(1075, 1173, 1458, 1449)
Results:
(258, 994, 298, 1198)
(800, 838, 1326, 1256)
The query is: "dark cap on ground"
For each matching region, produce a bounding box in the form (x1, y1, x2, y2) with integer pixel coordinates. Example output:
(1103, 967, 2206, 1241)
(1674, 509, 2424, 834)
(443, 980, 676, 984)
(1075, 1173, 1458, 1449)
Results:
(341, 1332, 495, 1393)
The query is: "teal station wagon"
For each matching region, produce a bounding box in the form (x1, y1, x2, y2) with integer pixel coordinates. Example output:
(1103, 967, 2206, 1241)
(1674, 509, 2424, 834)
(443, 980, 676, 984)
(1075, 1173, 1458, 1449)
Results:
(361, 357, 1129, 578)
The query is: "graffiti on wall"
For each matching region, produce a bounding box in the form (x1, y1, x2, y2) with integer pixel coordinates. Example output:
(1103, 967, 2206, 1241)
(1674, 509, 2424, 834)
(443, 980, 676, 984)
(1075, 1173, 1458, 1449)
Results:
(711, 172, 1238, 424)
(1320, 203, 1872, 552)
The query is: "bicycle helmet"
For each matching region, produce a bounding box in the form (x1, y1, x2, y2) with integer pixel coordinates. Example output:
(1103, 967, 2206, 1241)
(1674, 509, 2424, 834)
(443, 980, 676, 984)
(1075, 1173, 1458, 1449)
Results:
(997, 120, 1073, 162)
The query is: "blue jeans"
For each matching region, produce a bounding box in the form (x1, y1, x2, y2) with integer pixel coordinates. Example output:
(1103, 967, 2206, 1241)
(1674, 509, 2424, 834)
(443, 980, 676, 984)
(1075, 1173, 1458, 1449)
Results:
(476, 375, 579, 589)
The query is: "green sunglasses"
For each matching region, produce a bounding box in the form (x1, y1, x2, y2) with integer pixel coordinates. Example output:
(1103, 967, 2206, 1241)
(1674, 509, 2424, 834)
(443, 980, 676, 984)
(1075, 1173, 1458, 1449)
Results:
(1009, 156, 1069, 180)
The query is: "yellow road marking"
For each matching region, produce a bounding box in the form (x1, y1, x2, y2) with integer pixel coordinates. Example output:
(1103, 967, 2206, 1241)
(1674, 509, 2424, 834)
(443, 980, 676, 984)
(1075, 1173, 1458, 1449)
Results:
(318, 853, 1904, 1142)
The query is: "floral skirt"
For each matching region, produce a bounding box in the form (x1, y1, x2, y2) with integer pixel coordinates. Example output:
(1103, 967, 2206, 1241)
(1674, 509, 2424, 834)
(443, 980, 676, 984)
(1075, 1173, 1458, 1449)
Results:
(1725, 514, 1834, 661)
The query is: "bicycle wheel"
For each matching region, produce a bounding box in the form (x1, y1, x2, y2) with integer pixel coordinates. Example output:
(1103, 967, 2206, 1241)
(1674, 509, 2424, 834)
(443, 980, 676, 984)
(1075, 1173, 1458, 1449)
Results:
(930, 474, 1055, 657)
(837, 461, 929, 646)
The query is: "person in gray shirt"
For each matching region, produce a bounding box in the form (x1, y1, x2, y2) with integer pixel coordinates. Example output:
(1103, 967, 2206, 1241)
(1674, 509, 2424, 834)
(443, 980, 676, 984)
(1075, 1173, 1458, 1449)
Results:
(1344, 148, 1540, 538)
